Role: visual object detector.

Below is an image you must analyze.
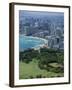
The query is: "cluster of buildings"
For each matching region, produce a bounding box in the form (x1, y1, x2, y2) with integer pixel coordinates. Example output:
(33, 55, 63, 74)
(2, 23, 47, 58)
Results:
(19, 16, 64, 50)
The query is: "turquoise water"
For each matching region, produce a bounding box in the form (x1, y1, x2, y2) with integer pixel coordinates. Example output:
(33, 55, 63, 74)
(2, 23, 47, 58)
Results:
(19, 35, 47, 51)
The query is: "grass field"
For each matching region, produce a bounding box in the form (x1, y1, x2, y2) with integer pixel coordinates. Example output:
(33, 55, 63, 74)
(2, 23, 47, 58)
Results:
(19, 59, 64, 79)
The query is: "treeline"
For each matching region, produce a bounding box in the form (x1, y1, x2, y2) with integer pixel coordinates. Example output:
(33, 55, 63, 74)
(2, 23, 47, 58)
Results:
(19, 48, 64, 74)
(19, 49, 39, 63)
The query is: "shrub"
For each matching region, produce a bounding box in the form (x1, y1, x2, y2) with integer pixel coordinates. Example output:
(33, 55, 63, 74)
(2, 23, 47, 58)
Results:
(36, 75, 42, 78)
(38, 62, 44, 70)
(24, 59, 30, 64)
(29, 76, 34, 79)
(56, 53, 64, 64)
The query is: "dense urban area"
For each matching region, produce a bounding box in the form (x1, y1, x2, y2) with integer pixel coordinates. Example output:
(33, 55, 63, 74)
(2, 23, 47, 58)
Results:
(19, 11, 64, 50)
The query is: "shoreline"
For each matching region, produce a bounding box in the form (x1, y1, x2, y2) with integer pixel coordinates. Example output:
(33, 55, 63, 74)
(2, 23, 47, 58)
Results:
(19, 34, 48, 44)
(19, 35, 48, 51)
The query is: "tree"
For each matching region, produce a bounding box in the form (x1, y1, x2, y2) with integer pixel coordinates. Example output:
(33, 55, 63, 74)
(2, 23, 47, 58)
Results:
(56, 53, 64, 65)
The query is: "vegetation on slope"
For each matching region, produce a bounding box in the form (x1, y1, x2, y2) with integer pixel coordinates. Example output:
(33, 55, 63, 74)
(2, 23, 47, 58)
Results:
(19, 48, 64, 79)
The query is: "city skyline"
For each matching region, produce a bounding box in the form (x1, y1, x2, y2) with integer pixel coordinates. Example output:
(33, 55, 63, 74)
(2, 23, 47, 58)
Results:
(19, 10, 64, 50)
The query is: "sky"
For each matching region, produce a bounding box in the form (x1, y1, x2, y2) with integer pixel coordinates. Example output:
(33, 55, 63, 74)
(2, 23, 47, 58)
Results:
(19, 10, 64, 18)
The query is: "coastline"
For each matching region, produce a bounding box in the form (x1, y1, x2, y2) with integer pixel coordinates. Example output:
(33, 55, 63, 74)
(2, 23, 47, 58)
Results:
(19, 34, 48, 51)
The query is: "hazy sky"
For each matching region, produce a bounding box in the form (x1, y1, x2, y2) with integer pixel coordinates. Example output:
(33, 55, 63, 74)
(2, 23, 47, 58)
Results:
(19, 10, 64, 18)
